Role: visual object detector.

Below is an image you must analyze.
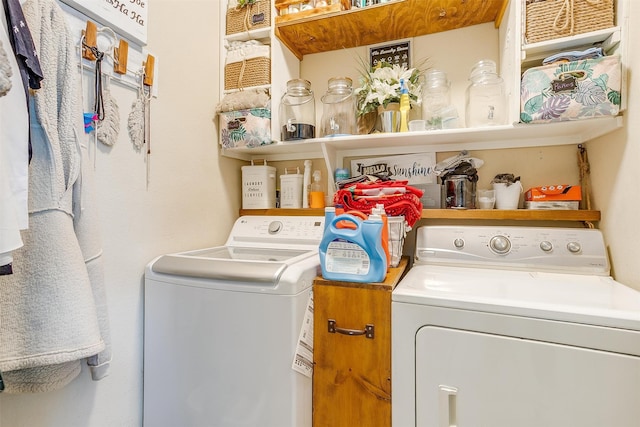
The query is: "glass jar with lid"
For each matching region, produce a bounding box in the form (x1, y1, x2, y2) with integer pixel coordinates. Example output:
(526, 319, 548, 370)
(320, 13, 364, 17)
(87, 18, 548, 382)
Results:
(422, 69, 453, 130)
(465, 59, 507, 128)
(320, 77, 356, 137)
(279, 79, 316, 141)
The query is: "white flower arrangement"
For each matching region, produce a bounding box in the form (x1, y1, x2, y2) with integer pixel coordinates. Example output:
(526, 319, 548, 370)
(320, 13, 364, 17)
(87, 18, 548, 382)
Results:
(355, 61, 424, 117)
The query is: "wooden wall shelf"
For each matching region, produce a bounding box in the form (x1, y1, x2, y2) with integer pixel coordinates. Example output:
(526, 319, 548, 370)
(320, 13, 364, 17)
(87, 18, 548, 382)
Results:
(274, 0, 509, 59)
(239, 208, 601, 222)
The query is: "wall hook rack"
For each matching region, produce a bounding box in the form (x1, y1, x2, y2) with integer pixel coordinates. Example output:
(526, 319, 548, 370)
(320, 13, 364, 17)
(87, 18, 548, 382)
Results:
(82, 21, 97, 61)
(143, 54, 155, 87)
(114, 39, 129, 75)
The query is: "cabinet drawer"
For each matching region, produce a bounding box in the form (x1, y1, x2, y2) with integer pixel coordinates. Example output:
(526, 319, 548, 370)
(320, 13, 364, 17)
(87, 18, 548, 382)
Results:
(312, 258, 407, 427)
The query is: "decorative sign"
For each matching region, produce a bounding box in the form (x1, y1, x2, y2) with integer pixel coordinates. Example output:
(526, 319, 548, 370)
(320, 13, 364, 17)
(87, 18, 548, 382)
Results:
(60, 0, 148, 45)
(351, 153, 437, 185)
(369, 39, 411, 69)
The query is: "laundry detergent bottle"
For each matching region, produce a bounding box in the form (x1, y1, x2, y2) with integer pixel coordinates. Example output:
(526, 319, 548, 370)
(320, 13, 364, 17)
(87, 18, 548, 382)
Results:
(319, 213, 388, 283)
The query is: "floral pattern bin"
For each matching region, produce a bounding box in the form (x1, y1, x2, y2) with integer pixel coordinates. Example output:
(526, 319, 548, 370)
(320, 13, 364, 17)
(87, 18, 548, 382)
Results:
(219, 108, 272, 148)
(520, 55, 621, 124)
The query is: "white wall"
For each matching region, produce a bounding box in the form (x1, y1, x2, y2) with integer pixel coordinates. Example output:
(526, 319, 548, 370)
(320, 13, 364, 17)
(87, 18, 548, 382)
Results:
(0, 1, 240, 426)
(589, 0, 640, 289)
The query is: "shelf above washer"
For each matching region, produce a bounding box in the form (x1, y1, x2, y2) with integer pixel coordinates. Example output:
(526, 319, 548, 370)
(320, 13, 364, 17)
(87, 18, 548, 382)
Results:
(221, 115, 624, 161)
(240, 209, 601, 223)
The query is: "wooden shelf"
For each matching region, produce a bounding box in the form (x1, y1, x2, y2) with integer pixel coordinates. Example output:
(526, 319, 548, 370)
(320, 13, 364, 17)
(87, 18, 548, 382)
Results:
(421, 209, 600, 222)
(240, 208, 601, 222)
(274, 0, 508, 59)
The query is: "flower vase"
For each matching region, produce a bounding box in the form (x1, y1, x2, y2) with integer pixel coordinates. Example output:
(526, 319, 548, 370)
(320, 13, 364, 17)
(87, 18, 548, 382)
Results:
(377, 103, 401, 133)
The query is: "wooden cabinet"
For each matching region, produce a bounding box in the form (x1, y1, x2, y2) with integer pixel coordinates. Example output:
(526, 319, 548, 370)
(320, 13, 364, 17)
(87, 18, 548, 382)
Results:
(274, 0, 508, 59)
(312, 258, 408, 427)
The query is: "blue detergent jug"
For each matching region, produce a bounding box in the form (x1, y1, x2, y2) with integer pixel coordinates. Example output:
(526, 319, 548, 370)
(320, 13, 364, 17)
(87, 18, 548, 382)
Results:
(319, 213, 388, 283)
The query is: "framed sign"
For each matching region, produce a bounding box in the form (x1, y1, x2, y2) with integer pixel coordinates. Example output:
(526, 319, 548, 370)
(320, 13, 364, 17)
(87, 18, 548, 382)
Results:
(60, 0, 148, 45)
(369, 39, 411, 69)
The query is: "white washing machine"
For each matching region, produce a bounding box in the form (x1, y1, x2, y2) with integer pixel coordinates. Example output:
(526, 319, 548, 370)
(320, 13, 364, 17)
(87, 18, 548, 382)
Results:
(143, 216, 324, 427)
(393, 225, 640, 427)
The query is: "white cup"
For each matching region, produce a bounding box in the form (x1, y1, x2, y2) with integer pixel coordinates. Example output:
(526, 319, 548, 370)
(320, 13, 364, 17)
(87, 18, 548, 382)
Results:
(408, 120, 426, 131)
(492, 181, 523, 210)
(476, 189, 495, 209)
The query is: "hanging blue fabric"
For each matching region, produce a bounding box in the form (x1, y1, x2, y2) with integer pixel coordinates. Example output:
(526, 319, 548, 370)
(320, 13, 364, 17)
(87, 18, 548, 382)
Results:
(84, 112, 98, 133)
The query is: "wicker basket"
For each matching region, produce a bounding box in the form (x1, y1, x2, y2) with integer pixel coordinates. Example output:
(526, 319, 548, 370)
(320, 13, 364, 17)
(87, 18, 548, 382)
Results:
(525, 0, 614, 44)
(225, 57, 271, 90)
(226, 0, 271, 35)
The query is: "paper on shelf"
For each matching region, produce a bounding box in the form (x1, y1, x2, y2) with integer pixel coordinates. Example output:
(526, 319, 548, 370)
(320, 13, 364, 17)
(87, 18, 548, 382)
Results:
(292, 290, 314, 378)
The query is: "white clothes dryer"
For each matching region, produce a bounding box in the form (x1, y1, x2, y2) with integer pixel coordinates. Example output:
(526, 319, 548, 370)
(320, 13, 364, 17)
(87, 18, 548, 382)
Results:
(393, 225, 640, 427)
(144, 216, 324, 427)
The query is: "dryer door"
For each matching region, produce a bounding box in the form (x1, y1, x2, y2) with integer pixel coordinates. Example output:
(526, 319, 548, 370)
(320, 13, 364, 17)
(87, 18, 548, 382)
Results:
(415, 325, 640, 427)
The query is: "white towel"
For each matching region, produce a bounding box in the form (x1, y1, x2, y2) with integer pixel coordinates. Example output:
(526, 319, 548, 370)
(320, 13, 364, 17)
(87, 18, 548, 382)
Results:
(0, 0, 110, 393)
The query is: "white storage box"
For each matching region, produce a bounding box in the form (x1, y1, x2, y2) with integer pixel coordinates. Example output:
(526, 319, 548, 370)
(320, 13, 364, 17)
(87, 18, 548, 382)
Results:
(242, 160, 276, 209)
(279, 168, 303, 209)
(388, 216, 407, 268)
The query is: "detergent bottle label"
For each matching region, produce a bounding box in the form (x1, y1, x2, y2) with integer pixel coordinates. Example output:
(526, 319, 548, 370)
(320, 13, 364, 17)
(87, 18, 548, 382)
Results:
(324, 238, 370, 275)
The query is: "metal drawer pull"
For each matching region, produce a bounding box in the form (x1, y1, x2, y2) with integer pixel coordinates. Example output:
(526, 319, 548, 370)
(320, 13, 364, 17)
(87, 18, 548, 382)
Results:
(327, 319, 374, 339)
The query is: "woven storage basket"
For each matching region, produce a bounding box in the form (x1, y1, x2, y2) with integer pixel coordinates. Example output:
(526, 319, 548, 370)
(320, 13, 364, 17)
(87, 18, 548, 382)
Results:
(525, 0, 614, 44)
(226, 0, 271, 35)
(224, 57, 271, 90)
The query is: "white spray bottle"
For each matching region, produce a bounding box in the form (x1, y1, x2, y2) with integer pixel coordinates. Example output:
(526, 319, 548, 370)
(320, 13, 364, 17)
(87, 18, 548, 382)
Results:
(302, 160, 312, 208)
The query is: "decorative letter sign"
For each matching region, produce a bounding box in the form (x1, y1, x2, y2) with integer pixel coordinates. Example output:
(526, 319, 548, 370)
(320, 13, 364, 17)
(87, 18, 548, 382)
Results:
(60, 0, 148, 45)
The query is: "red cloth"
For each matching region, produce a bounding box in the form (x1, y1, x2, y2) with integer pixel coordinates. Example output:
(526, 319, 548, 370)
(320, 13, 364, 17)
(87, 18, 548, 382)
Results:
(333, 180, 424, 228)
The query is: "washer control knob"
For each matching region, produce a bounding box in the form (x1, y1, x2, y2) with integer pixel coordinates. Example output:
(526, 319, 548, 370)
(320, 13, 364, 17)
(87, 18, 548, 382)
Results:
(567, 241, 582, 253)
(490, 235, 511, 254)
(268, 221, 283, 234)
(453, 238, 465, 249)
(540, 241, 553, 252)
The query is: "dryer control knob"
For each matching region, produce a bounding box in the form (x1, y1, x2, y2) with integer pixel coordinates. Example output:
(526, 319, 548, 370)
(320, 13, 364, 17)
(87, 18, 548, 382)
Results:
(268, 221, 283, 234)
(567, 241, 582, 253)
(540, 241, 553, 252)
(489, 235, 511, 254)
(454, 238, 465, 249)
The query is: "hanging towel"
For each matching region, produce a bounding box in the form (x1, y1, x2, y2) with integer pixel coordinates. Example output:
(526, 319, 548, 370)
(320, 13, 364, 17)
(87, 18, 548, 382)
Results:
(2, 0, 44, 164)
(0, 0, 109, 393)
(0, 39, 12, 96)
(334, 180, 424, 228)
(0, 2, 29, 274)
(74, 142, 112, 381)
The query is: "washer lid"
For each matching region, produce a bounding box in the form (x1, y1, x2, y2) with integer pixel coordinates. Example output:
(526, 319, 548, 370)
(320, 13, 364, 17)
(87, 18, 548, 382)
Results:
(151, 246, 316, 285)
(393, 265, 640, 330)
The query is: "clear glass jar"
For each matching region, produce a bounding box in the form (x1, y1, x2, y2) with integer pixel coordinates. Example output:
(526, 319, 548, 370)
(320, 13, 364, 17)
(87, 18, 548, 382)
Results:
(422, 69, 452, 130)
(320, 77, 356, 137)
(465, 59, 507, 128)
(279, 79, 316, 141)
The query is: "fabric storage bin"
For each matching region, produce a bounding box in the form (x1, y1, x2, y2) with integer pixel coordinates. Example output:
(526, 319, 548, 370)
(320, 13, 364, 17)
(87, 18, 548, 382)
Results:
(524, 0, 615, 44)
(242, 160, 276, 209)
(226, 0, 271, 35)
(219, 108, 272, 148)
(224, 57, 271, 90)
(520, 55, 621, 124)
(225, 41, 271, 90)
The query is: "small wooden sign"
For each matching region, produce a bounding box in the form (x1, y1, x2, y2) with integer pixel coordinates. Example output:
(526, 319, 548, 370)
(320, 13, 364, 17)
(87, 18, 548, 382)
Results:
(369, 39, 411, 69)
(60, 0, 147, 45)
